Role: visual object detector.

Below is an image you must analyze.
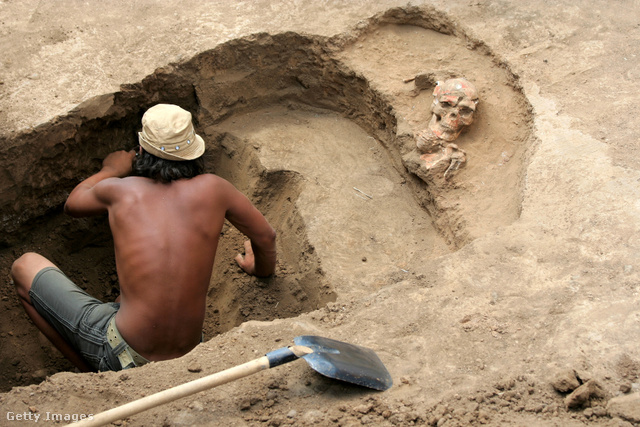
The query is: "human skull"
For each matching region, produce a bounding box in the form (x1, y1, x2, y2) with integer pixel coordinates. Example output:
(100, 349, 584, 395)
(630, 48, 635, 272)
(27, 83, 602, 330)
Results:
(428, 78, 479, 142)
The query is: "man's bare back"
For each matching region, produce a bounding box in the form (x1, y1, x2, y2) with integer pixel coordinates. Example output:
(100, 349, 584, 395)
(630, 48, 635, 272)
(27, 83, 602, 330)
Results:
(65, 154, 276, 362)
(103, 175, 237, 359)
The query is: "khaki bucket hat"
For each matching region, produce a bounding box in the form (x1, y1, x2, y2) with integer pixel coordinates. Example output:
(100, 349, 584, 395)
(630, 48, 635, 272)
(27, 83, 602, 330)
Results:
(138, 104, 205, 161)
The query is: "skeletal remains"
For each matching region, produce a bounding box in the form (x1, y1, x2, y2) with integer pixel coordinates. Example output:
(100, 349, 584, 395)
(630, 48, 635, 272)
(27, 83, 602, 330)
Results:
(415, 77, 479, 179)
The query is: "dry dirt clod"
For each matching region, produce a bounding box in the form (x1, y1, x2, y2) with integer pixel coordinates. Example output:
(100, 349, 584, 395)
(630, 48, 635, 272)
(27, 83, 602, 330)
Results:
(352, 403, 373, 414)
(550, 369, 581, 393)
(239, 398, 252, 411)
(619, 382, 632, 393)
(187, 363, 202, 373)
(606, 392, 640, 424)
(188, 400, 204, 411)
(564, 379, 606, 409)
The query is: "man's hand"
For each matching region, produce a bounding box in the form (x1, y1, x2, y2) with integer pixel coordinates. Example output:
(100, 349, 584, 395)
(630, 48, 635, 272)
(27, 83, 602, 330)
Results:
(102, 150, 136, 177)
(235, 240, 257, 275)
(223, 178, 277, 277)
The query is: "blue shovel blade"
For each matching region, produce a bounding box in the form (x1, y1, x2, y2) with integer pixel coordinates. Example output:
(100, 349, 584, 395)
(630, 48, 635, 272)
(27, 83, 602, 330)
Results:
(294, 335, 393, 391)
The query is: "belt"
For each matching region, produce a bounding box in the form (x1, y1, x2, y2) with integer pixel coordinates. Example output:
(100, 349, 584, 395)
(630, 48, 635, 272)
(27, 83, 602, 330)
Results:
(107, 316, 150, 369)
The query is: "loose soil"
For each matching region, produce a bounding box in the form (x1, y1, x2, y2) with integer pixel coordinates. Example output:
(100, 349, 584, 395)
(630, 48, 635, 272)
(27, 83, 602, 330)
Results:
(0, 1, 639, 426)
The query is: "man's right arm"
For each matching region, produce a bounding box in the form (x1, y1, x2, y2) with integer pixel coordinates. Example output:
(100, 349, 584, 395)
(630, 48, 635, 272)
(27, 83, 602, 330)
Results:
(64, 150, 135, 217)
(220, 179, 276, 277)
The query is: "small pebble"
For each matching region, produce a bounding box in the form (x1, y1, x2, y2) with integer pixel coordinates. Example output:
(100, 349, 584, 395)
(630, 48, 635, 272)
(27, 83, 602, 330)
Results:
(187, 363, 202, 373)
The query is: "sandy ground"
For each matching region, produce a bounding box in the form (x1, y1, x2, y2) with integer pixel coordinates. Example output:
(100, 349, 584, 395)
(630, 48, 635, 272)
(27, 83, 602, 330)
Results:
(1, 1, 639, 426)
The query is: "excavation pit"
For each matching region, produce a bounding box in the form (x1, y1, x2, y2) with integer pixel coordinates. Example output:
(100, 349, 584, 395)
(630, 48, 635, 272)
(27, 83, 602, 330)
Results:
(0, 7, 533, 392)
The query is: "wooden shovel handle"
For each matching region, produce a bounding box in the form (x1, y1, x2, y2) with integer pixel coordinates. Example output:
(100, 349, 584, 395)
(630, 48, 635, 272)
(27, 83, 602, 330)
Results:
(69, 345, 312, 427)
(71, 356, 270, 427)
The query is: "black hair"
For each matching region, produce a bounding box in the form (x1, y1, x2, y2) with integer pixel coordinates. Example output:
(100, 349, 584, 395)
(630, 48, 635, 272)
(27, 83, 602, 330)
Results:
(132, 149, 205, 183)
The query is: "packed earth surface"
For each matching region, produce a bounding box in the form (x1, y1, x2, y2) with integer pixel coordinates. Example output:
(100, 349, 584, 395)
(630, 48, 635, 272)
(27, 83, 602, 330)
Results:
(1, 1, 639, 426)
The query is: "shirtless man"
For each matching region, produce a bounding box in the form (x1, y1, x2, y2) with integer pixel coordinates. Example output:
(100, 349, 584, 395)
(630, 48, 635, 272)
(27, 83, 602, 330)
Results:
(11, 104, 276, 372)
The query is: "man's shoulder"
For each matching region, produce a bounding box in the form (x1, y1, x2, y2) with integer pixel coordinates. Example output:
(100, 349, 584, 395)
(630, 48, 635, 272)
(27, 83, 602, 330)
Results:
(181, 174, 235, 193)
(190, 173, 228, 186)
(114, 174, 233, 194)
(92, 176, 147, 201)
(119, 174, 225, 186)
(196, 173, 223, 180)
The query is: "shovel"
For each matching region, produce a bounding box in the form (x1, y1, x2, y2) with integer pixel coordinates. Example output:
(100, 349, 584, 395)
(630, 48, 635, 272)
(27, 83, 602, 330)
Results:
(70, 335, 393, 427)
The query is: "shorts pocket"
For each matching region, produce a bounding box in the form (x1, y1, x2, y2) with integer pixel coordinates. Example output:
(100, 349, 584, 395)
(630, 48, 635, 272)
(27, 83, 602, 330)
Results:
(80, 352, 102, 371)
(98, 355, 118, 372)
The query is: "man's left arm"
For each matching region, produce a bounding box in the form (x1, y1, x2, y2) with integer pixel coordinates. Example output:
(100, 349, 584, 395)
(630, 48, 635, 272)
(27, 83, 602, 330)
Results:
(64, 150, 135, 217)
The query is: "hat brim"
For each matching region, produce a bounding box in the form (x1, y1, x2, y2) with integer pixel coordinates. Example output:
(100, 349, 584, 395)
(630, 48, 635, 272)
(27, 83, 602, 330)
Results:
(139, 132, 205, 161)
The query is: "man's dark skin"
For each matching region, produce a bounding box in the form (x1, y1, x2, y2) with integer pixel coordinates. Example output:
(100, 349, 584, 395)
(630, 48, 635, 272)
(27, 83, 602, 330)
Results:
(11, 149, 276, 371)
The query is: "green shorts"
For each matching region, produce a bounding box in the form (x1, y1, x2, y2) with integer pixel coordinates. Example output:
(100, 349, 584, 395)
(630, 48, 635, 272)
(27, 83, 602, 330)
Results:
(29, 267, 149, 371)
